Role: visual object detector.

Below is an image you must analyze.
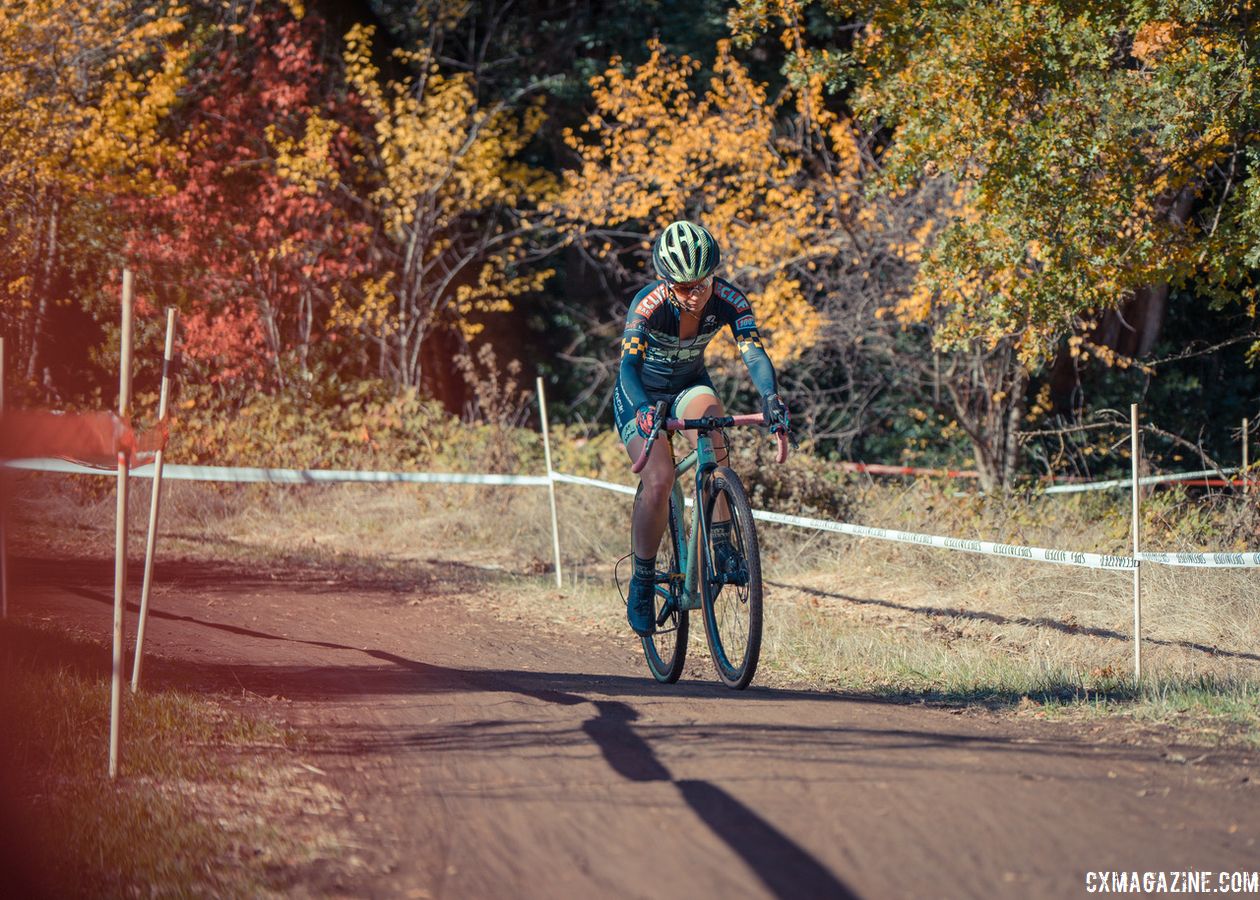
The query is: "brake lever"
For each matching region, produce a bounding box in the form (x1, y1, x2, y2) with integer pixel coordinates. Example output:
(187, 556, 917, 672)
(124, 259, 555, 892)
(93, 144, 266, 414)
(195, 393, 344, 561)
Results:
(632, 399, 671, 474)
(652, 398, 668, 436)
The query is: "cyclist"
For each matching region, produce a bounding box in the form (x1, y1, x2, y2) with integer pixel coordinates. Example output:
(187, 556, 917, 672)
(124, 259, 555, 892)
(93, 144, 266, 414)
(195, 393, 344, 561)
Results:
(613, 220, 790, 636)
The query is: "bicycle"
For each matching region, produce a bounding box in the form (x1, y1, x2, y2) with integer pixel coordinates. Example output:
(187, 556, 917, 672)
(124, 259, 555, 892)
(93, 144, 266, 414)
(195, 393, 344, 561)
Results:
(626, 399, 791, 690)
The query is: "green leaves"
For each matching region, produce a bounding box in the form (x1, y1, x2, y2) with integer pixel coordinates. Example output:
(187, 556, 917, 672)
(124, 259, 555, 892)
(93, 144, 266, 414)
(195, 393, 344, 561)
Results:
(734, 0, 1260, 357)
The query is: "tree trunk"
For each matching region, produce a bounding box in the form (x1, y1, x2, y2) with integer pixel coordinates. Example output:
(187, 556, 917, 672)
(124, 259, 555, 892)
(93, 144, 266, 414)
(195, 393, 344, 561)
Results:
(944, 339, 1029, 493)
(1049, 184, 1198, 411)
(24, 201, 58, 387)
(297, 289, 312, 378)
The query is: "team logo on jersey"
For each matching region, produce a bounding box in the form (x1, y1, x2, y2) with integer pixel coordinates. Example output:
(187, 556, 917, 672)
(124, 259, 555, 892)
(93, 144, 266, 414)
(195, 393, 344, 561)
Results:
(702, 314, 717, 328)
(716, 283, 750, 312)
(649, 344, 704, 365)
(632, 284, 669, 320)
(736, 315, 755, 330)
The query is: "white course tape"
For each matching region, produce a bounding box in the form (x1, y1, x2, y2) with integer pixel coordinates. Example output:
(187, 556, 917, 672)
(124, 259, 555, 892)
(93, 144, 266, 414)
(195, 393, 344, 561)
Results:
(749, 508, 1138, 570)
(1138, 551, 1260, 568)
(551, 471, 706, 507)
(551, 470, 1137, 570)
(13, 458, 1255, 568)
(1043, 467, 1239, 494)
(4, 458, 550, 486)
(549, 471, 638, 496)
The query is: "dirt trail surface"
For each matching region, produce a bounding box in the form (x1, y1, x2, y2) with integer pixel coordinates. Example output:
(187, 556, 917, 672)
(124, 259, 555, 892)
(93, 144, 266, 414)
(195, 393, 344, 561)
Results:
(10, 552, 1260, 899)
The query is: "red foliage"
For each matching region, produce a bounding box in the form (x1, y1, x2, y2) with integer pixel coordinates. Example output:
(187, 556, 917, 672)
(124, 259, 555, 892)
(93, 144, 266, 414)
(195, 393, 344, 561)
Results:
(119, 7, 371, 385)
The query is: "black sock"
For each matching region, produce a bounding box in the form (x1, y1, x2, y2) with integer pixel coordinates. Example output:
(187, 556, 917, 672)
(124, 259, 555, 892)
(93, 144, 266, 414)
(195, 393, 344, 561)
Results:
(710, 521, 732, 546)
(633, 553, 656, 580)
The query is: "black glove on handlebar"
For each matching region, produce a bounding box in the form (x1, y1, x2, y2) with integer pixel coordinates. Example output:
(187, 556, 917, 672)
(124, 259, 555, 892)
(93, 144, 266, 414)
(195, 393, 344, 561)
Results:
(762, 393, 790, 434)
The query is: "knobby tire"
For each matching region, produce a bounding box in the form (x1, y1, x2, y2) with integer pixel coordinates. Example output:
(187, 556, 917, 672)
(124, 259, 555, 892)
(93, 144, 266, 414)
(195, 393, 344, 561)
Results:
(699, 466, 763, 690)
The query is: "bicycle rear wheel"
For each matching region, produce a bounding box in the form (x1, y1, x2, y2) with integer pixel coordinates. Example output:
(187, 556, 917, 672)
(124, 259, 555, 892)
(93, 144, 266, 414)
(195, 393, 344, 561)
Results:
(633, 484, 689, 683)
(699, 466, 762, 689)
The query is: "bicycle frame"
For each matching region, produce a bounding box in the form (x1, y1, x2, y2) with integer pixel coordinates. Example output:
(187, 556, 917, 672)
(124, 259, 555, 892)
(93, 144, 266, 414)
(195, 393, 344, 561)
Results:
(632, 408, 788, 615)
(669, 430, 719, 612)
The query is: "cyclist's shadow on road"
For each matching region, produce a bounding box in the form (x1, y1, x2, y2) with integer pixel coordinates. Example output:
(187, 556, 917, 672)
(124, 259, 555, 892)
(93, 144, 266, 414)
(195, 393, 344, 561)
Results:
(13, 588, 858, 898)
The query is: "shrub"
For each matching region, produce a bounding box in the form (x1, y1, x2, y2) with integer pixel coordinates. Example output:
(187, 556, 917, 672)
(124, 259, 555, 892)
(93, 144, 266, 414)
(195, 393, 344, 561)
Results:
(728, 434, 856, 520)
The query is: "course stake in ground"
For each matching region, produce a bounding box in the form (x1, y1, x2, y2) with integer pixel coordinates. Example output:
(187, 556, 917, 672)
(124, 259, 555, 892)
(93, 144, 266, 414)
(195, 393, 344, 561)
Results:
(537, 376, 563, 588)
(111, 269, 134, 779)
(1244, 418, 1250, 496)
(1, 335, 7, 619)
(132, 307, 178, 692)
(1130, 402, 1142, 682)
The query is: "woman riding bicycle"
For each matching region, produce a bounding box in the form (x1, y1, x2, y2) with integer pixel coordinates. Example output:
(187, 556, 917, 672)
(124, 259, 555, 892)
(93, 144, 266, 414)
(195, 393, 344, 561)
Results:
(613, 220, 790, 636)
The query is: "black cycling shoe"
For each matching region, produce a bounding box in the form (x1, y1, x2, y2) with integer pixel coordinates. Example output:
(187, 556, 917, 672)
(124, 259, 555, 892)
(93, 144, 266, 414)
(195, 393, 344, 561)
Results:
(627, 574, 657, 636)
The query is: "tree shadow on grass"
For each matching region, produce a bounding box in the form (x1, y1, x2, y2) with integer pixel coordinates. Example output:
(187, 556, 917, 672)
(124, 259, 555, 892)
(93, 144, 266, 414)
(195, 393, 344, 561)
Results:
(769, 581, 1260, 666)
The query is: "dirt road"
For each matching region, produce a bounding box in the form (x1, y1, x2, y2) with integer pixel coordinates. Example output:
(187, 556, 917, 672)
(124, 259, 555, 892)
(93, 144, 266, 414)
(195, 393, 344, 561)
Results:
(11, 553, 1260, 898)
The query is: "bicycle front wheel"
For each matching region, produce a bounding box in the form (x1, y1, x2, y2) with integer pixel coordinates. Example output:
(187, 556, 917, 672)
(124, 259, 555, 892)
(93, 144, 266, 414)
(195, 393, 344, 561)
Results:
(699, 466, 763, 690)
(633, 483, 689, 683)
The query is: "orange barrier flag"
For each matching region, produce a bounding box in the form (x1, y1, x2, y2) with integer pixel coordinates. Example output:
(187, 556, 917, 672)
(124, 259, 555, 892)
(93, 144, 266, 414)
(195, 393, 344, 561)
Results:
(0, 410, 168, 467)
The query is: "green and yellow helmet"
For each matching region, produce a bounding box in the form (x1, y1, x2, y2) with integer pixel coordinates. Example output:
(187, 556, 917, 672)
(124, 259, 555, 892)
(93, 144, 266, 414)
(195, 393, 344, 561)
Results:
(652, 220, 721, 283)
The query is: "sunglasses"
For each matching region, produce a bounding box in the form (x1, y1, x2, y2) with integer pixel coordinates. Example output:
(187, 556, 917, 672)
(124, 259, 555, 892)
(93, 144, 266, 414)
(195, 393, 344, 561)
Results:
(670, 274, 713, 295)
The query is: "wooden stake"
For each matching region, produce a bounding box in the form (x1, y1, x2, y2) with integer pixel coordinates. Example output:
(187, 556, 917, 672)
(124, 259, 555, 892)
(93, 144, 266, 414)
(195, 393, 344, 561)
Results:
(111, 270, 134, 779)
(0, 335, 7, 619)
(1130, 403, 1142, 683)
(132, 307, 176, 692)
(1244, 418, 1250, 497)
(536, 376, 563, 588)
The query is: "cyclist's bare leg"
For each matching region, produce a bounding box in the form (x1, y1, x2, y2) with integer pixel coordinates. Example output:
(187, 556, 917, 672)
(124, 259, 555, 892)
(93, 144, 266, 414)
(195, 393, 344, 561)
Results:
(679, 391, 731, 524)
(625, 434, 674, 556)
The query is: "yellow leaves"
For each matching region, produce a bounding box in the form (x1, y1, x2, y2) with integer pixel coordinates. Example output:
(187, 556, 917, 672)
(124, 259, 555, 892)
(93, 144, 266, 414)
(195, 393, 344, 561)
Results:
(1066, 331, 1154, 372)
(268, 114, 342, 194)
(346, 25, 553, 239)
(553, 38, 868, 363)
(410, 0, 472, 33)
(76, 37, 190, 191)
(1025, 383, 1052, 423)
(891, 280, 935, 325)
(329, 274, 396, 334)
(453, 260, 553, 340)
(343, 21, 552, 345)
(1131, 21, 1179, 65)
(0, 0, 190, 202)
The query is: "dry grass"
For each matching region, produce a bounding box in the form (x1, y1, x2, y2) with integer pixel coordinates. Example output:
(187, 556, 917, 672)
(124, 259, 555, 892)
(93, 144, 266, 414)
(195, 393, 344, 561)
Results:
(11, 469, 1260, 742)
(0, 617, 345, 898)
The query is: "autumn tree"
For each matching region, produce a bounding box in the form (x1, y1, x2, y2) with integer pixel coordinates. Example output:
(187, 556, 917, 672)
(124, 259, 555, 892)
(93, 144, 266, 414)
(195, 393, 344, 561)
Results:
(734, 1, 1260, 350)
(339, 16, 555, 394)
(550, 39, 846, 414)
(115, 3, 372, 389)
(0, 0, 186, 398)
(729, 0, 1260, 484)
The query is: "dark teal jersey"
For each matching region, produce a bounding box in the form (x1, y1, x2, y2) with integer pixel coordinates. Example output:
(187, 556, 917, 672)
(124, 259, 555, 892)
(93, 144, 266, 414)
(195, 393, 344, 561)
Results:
(616, 277, 778, 413)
